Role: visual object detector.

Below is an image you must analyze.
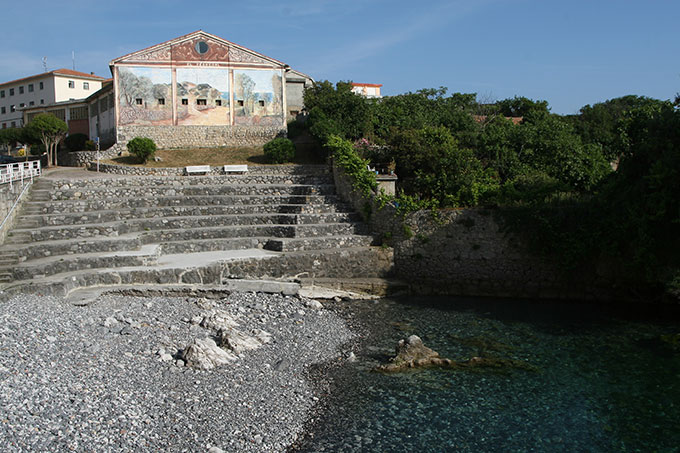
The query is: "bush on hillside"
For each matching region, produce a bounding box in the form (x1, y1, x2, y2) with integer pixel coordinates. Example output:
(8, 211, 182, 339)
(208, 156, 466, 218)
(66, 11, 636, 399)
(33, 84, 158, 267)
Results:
(263, 138, 295, 164)
(64, 133, 89, 151)
(127, 137, 157, 163)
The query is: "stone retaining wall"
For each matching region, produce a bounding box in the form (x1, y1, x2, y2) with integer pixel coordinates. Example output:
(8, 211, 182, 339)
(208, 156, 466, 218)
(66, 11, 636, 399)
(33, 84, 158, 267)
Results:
(117, 125, 285, 149)
(332, 162, 629, 301)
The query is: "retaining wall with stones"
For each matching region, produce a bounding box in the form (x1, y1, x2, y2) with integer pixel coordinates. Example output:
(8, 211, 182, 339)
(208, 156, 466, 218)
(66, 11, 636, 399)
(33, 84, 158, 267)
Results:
(117, 125, 285, 149)
(332, 162, 630, 301)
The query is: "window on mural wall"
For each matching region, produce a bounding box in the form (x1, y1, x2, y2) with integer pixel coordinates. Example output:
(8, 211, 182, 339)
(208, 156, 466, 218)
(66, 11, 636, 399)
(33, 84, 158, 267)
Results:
(215, 100, 222, 106)
(135, 98, 143, 105)
(181, 99, 188, 105)
(197, 99, 206, 105)
(158, 98, 165, 105)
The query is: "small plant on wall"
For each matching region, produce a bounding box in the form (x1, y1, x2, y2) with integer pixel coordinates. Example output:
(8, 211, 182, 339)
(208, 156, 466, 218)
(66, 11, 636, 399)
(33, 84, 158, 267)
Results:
(264, 138, 295, 164)
(127, 137, 157, 164)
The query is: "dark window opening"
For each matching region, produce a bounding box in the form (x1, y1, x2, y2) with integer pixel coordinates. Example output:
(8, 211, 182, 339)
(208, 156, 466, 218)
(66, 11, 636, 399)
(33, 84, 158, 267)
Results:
(197, 99, 206, 105)
(28, 84, 34, 92)
(135, 98, 143, 105)
(19, 86, 24, 94)
(237, 100, 244, 107)
(215, 99, 222, 106)
(158, 98, 165, 105)
(40, 99, 44, 104)
(39, 82, 44, 90)
(9, 88, 14, 96)
(195, 41, 209, 54)
(68, 80, 75, 88)
(29, 101, 34, 106)
(258, 100, 265, 107)
(181, 98, 188, 105)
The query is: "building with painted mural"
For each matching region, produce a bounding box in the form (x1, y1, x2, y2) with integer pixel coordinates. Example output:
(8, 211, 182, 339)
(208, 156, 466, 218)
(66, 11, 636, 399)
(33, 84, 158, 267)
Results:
(111, 30, 313, 149)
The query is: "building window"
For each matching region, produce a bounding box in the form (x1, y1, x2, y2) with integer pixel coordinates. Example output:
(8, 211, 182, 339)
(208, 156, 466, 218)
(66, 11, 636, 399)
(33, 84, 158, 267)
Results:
(70, 106, 88, 120)
(10, 105, 15, 112)
(237, 100, 244, 107)
(196, 99, 206, 105)
(9, 88, 14, 96)
(1, 107, 5, 114)
(158, 98, 165, 105)
(40, 99, 44, 105)
(181, 98, 188, 105)
(28, 84, 34, 92)
(39, 82, 44, 90)
(215, 99, 222, 106)
(29, 101, 34, 106)
(258, 100, 265, 107)
(19, 86, 24, 94)
(0, 90, 4, 98)
(11, 121, 16, 127)
(83, 82, 89, 90)
(68, 80, 75, 88)
(1, 123, 5, 129)
(135, 98, 143, 105)
(19, 103, 25, 108)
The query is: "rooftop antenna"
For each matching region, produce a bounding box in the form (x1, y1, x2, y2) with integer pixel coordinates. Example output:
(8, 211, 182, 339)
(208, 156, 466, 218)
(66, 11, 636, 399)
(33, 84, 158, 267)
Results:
(42, 57, 47, 72)
(72, 51, 75, 71)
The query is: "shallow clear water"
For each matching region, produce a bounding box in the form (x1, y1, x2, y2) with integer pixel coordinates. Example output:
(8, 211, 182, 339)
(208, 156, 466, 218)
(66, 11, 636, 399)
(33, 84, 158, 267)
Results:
(295, 296, 680, 453)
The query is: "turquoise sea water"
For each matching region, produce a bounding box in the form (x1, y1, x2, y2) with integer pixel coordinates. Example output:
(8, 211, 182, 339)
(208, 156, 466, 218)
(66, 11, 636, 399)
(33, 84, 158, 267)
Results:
(294, 296, 680, 452)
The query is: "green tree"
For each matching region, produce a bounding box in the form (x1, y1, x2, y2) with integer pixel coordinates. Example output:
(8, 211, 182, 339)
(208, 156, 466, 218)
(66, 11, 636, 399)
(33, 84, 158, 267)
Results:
(26, 113, 68, 167)
(0, 127, 21, 154)
(304, 81, 371, 142)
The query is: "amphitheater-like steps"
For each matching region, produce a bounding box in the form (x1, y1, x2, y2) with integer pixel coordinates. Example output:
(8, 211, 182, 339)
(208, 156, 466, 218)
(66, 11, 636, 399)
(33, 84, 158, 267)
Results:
(0, 165, 390, 296)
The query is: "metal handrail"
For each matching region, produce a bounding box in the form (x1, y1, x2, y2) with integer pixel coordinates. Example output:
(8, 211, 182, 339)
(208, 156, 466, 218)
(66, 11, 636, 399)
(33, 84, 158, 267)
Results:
(0, 160, 41, 188)
(0, 179, 33, 233)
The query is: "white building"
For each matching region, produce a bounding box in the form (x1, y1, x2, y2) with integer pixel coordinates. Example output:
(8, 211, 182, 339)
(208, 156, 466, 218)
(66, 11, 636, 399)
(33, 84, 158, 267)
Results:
(351, 83, 382, 98)
(0, 69, 106, 129)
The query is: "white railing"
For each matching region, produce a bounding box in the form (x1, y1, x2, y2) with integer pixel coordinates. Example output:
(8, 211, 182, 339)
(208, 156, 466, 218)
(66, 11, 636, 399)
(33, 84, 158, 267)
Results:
(0, 160, 41, 188)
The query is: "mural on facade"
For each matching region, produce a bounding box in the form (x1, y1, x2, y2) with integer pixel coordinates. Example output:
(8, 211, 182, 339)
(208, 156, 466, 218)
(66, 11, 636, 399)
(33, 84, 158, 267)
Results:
(117, 67, 172, 126)
(233, 69, 283, 126)
(176, 68, 230, 125)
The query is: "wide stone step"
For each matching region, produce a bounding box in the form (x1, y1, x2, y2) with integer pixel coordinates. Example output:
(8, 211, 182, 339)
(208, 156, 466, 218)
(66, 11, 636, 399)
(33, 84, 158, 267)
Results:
(24, 204, 356, 227)
(263, 235, 375, 252)
(43, 183, 337, 201)
(11, 245, 160, 281)
(28, 194, 345, 214)
(1, 235, 144, 262)
(48, 173, 333, 189)
(2, 247, 393, 297)
(14, 214, 363, 243)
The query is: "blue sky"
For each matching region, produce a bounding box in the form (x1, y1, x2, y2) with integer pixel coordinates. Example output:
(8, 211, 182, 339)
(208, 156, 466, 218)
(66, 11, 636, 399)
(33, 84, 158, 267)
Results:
(1, 0, 677, 114)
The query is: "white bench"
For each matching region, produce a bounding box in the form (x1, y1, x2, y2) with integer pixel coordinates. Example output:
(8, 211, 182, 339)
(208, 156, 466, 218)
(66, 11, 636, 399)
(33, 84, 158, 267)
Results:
(185, 165, 211, 175)
(223, 164, 248, 174)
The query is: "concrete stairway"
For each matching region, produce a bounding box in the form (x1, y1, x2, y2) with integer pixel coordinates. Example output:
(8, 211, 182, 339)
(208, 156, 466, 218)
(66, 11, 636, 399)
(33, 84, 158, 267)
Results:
(0, 165, 392, 297)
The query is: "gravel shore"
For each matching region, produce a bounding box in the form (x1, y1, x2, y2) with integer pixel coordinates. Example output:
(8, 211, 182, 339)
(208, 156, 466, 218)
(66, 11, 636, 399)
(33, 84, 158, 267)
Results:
(0, 291, 353, 452)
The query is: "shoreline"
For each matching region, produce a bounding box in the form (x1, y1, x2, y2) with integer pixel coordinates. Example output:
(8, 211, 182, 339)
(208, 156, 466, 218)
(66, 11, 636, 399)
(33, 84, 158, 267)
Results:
(0, 291, 354, 452)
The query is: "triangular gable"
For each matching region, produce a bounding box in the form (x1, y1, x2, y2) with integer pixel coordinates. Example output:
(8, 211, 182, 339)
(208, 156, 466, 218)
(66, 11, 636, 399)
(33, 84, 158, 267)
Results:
(110, 30, 287, 68)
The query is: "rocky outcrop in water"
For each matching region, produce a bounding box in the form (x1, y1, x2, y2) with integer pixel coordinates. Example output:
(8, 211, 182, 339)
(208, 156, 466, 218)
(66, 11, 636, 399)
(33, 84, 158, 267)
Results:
(376, 335, 536, 373)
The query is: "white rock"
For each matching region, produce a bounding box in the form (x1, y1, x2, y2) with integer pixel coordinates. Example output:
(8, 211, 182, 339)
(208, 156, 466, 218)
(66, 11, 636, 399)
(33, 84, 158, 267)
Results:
(182, 338, 236, 370)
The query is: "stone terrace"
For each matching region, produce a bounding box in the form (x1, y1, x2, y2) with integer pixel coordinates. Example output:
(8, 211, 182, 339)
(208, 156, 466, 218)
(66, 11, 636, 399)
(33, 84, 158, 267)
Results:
(0, 165, 393, 297)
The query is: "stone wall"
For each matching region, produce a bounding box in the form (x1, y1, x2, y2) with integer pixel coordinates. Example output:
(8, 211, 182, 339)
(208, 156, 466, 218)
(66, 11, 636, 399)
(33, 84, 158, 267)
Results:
(332, 162, 629, 301)
(117, 125, 285, 149)
(68, 146, 123, 167)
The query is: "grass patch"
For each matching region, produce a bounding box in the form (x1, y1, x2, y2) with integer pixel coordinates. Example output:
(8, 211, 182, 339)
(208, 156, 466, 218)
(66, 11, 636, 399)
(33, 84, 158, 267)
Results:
(105, 144, 325, 168)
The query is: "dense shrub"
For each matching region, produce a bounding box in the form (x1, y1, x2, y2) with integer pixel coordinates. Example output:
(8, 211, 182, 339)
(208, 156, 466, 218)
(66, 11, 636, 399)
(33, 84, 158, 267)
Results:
(263, 138, 295, 164)
(127, 137, 157, 163)
(64, 133, 88, 151)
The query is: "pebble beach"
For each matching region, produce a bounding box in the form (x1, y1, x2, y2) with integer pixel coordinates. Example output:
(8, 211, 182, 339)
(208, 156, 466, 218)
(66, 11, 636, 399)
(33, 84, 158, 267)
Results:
(0, 291, 353, 452)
